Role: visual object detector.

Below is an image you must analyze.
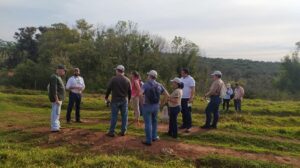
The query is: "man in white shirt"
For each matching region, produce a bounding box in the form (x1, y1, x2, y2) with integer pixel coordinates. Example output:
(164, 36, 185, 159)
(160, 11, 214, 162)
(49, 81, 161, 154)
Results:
(180, 68, 196, 132)
(66, 68, 85, 123)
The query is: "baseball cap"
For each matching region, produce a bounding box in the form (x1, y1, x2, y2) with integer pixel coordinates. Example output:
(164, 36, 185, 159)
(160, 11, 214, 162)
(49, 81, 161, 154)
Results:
(211, 70, 222, 76)
(147, 70, 158, 78)
(57, 65, 67, 71)
(114, 65, 125, 72)
(170, 77, 181, 83)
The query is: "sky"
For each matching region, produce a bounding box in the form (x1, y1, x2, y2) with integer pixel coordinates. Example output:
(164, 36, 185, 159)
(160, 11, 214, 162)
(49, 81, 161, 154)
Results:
(1, 0, 300, 62)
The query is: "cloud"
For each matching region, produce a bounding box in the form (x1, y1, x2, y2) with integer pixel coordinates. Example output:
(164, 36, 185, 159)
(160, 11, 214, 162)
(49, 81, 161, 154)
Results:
(0, 0, 299, 61)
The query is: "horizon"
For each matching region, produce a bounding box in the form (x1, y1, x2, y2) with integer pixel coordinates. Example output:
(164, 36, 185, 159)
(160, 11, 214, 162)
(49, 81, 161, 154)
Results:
(1, 0, 299, 62)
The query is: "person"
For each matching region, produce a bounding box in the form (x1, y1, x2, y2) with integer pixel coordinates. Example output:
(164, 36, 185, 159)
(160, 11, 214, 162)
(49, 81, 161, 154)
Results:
(234, 83, 245, 113)
(66, 68, 85, 123)
(105, 65, 131, 137)
(180, 68, 196, 133)
(141, 70, 169, 146)
(48, 65, 66, 132)
(202, 71, 225, 129)
(130, 71, 142, 125)
(167, 77, 183, 139)
(223, 83, 233, 112)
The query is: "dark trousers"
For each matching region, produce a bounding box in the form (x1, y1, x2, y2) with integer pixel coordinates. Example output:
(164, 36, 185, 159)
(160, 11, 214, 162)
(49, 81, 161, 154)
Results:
(66, 92, 82, 122)
(181, 98, 192, 129)
(223, 99, 230, 111)
(234, 99, 242, 112)
(168, 106, 181, 138)
(204, 96, 221, 127)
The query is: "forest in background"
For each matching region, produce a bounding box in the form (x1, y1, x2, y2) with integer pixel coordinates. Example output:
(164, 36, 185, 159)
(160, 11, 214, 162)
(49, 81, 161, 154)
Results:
(0, 19, 299, 100)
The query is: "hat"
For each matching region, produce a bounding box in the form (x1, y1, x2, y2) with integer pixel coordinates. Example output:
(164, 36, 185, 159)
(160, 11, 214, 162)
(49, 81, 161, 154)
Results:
(147, 70, 158, 78)
(170, 77, 181, 83)
(57, 65, 66, 71)
(114, 65, 125, 72)
(211, 70, 222, 76)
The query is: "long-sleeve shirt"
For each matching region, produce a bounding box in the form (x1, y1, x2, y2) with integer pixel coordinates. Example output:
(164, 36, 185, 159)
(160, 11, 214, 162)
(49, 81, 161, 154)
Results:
(234, 87, 245, 100)
(224, 88, 233, 100)
(105, 75, 132, 103)
(48, 74, 65, 102)
(206, 79, 224, 97)
(66, 76, 85, 94)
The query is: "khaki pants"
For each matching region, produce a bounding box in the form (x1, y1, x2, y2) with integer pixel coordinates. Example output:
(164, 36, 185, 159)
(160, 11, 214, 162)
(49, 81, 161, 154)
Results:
(131, 96, 140, 120)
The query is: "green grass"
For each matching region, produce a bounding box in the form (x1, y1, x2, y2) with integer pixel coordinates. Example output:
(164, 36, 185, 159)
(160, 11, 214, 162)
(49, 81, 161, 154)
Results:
(0, 86, 299, 167)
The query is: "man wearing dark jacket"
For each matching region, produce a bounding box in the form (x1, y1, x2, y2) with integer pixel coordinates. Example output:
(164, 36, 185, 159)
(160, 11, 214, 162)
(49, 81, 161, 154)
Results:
(48, 65, 66, 132)
(105, 65, 132, 137)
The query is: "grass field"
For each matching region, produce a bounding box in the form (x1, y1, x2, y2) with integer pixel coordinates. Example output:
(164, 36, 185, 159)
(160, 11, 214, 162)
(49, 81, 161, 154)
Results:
(0, 86, 299, 168)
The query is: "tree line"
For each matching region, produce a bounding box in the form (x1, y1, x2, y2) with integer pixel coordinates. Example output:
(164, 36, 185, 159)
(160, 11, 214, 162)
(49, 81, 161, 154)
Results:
(0, 19, 299, 99)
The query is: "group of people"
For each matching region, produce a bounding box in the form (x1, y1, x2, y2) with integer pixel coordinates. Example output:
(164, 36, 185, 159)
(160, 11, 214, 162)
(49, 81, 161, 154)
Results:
(48, 64, 244, 146)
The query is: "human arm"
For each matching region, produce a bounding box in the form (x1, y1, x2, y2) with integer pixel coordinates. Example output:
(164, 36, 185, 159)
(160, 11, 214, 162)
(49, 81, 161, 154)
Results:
(49, 76, 60, 104)
(105, 79, 112, 101)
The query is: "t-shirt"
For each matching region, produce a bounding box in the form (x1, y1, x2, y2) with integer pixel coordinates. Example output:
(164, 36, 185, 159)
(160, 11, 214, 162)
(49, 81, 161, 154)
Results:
(48, 74, 66, 102)
(105, 75, 132, 103)
(142, 80, 165, 105)
(131, 78, 141, 97)
(168, 88, 183, 107)
(181, 75, 196, 99)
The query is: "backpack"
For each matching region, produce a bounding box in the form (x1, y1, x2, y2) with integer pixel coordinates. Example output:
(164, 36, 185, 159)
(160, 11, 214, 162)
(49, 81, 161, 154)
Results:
(219, 82, 227, 99)
(145, 82, 161, 104)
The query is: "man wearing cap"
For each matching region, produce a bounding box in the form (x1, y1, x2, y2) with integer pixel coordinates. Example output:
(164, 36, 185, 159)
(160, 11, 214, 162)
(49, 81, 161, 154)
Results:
(48, 65, 66, 132)
(66, 68, 85, 123)
(105, 65, 132, 137)
(141, 70, 169, 146)
(202, 70, 225, 129)
(180, 68, 196, 132)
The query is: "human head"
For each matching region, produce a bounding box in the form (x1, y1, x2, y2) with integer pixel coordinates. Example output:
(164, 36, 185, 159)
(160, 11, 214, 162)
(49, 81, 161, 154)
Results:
(131, 71, 140, 80)
(114, 65, 125, 75)
(147, 70, 158, 80)
(181, 68, 189, 78)
(226, 83, 231, 88)
(56, 65, 66, 76)
(74, 68, 80, 76)
(170, 77, 184, 89)
(211, 70, 222, 80)
(235, 83, 239, 87)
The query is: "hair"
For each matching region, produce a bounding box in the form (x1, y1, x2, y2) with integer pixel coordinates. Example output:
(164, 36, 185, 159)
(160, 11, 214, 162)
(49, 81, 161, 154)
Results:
(131, 71, 140, 79)
(177, 82, 184, 89)
(181, 68, 189, 74)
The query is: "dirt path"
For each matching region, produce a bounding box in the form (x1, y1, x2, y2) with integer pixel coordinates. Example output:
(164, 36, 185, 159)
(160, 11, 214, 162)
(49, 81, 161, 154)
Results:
(19, 126, 298, 167)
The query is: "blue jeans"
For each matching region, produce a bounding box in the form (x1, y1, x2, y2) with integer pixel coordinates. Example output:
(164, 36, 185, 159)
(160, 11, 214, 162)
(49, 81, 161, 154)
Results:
(51, 102, 62, 131)
(143, 104, 159, 144)
(109, 100, 128, 134)
(234, 99, 242, 112)
(169, 106, 181, 138)
(66, 92, 82, 122)
(181, 98, 192, 129)
(204, 96, 221, 127)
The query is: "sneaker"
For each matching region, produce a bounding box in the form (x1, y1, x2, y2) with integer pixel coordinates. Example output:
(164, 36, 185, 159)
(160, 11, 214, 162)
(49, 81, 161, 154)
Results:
(106, 132, 115, 137)
(142, 140, 152, 146)
(185, 128, 191, 133)
(152, 136, 160, 142)
(76, 120, 83, 123)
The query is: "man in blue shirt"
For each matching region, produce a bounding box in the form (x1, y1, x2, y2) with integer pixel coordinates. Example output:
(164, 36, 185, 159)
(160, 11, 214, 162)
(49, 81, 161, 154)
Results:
(141, 70, 169, 146)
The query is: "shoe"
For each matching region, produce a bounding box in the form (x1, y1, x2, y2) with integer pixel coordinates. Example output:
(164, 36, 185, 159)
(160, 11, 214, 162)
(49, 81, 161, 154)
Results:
(51, 130, 60, 133)
(200, 125, 211, 129)
(179, 126, 186, 129)
(210, 125, 217, 129)
(106, 132, 115, 137)
(118, 132, 126, 136)
(76, 120, 83, 123)
(185, 128, 191, 133)
(142, 140, 152, 146)
(152, 136, 160, 142)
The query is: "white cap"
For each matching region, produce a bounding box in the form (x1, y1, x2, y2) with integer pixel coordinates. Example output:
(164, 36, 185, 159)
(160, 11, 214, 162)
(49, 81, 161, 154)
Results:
(170, 77, 181, 83)
(115, 65, 125, 72)
(147, 70, 158, 78)
(211, 70, 222, 77)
